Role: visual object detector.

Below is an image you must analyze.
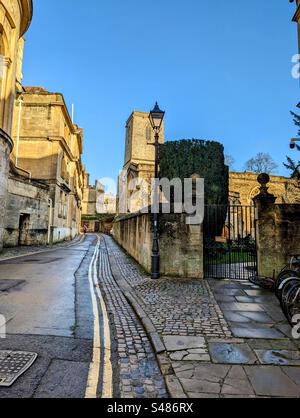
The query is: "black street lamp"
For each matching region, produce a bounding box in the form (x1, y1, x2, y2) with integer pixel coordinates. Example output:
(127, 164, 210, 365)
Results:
(149, 102, 165, 280)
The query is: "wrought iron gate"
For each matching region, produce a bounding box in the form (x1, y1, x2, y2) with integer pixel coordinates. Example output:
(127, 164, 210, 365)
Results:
(204, 205, 258, 279)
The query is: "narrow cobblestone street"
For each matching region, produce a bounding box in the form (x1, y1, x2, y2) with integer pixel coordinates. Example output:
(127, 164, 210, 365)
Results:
(0, 0, 299, 406)
(0, 234, 168, 398)
(0, 233, 300, 398)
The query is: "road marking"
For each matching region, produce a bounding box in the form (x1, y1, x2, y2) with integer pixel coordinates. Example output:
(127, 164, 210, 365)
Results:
(95, 246, 113, 398)
(85, 235, 113, 399)
(85, 238, 101, 399)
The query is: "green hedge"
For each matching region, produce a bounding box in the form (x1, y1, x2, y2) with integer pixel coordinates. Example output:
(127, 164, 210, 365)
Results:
(159, 139, 229, 205)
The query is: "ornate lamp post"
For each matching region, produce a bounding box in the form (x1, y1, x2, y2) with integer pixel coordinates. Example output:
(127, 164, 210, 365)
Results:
(149, 102, 165, 280)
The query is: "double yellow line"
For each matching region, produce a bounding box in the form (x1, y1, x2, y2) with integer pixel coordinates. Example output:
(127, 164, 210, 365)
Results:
(85, 236, 113, 399)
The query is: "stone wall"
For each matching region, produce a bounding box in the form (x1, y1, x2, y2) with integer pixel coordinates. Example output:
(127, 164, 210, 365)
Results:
(0, 130, 13, 250)
(112, 211, 203, 279)
(4, 175, 49, 247)
(51, 227, 78, 244)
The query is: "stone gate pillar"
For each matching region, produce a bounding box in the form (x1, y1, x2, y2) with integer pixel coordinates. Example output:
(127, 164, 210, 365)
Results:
(0, 129, 13, 251)
(254, 173, 300, 278)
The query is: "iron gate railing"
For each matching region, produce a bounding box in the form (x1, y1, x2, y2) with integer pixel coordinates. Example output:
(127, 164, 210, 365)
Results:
(204, 204, 258, 279)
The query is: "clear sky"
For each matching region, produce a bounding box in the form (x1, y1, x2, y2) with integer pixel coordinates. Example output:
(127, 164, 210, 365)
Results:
(22, 0, 299, 184)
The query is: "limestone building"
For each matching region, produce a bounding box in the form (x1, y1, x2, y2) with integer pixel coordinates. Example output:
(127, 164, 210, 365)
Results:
(5, 87, 85, 245)
(81, 172, 116, 233)
(82, 171, 98, 218)
(98, 192, 117, 215)
(5, 166, 50, 246)
(229, 172, 300, 206)
(119, 111, 164, 213)
(81, 171, 101, 233)
(0, 0, 33, 250)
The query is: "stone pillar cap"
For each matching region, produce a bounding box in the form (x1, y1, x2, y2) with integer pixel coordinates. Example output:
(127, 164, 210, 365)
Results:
(253, 173, 276, 206)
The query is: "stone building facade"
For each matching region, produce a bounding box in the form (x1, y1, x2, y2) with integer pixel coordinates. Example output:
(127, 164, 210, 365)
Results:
(229, 172, 300, 206)
(4, 165, 50, 246)
(81, 172, 116, 233)
(98, 192, 116, 215)
(81, 171, 101, 233)
(6, 87, 85, 245)
(82, 172, 98, 217)
(118, 111, 164, 214)
(0, 0, 33, 250)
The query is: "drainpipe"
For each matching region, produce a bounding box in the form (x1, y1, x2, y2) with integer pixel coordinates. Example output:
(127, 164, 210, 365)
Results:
(15, 96, 31, 181)
(48, 198, 53, 245)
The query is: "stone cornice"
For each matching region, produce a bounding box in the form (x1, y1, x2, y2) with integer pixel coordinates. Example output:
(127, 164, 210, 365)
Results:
(19, 0, 33, 37)
(0, 128, 13, 151)
(21, 91, 83, 139)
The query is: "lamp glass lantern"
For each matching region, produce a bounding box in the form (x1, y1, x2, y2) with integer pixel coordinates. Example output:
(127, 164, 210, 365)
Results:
(149, 102, 165, 131)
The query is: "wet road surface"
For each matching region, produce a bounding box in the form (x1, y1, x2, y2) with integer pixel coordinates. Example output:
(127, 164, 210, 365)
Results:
(0, 235, 112, 398)
(0, 234, 167, 398)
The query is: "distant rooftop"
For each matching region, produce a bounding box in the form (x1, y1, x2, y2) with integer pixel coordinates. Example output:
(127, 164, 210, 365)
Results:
(23, 87, 50, 94)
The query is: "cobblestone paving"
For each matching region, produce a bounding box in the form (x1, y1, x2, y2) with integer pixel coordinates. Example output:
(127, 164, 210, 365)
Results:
(105, 236, 231, 339)
(0, 235, 84, 261)
(98, 237, 167, 398)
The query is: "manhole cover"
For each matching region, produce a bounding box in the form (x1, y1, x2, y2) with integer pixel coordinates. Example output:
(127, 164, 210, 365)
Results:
(0, 351, 38, 387)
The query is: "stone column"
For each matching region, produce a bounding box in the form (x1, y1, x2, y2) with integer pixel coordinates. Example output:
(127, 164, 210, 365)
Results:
(254, 173, 300, 278)
(0, 129, 13, 251)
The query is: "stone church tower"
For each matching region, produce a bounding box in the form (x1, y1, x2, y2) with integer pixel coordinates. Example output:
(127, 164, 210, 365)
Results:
(119, 111, 164, 213)
(124, 111, 164, 177)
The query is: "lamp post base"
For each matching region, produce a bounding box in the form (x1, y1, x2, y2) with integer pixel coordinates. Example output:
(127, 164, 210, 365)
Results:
(151, 254, 160, 280)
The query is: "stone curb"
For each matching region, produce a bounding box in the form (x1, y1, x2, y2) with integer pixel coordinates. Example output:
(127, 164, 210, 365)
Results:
(124, 291, 165, 354)
(164, 375, 188, 399)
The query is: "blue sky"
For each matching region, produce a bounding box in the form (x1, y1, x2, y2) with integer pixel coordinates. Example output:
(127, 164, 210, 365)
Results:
(23, 0, 299, 184)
